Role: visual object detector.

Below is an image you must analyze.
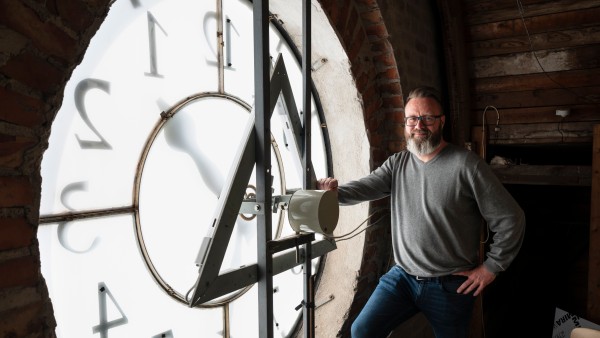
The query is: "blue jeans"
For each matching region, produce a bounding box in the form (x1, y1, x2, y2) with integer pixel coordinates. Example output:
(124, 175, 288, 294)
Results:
(351, 265, 476, 338)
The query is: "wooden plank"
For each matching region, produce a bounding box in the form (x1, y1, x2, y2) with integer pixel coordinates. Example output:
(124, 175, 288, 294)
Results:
(465, 0, 600, 25)
(476, 122, 595, 145)
(472, 68, 600, 93)
(470, 105, 600, 125)
(437, 0, 473, 150)
(472, 45, 600, 78)
(469, 26, 600, 57)
(490, 164, 592, 186)
(467, 7, 600, 42)
(589, 124, 600, 322)
(472, 86, 600, 109)
(464, 0, 551, 16)
(470, 125, 485, 158)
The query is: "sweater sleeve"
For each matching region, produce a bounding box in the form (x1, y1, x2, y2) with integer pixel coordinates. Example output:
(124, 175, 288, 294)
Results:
(336, 154, 398, 205)
(471, 159, 526, 274)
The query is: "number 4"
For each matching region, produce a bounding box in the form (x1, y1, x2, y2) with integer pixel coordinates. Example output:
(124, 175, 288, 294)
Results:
(92, 282, 128, 338)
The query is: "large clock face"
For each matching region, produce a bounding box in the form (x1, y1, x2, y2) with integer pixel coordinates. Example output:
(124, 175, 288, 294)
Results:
(38, 0, 330, 337)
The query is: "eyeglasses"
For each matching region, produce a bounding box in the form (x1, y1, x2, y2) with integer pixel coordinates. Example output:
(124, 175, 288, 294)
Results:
(404, 115, 443, 127)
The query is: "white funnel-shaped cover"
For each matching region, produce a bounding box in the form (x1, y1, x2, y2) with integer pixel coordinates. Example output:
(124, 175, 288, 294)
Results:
(288, 190, 339, 235)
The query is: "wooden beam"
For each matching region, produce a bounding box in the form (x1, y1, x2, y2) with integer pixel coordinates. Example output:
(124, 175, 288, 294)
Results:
(472, 45, 600, 78)
(467, 6, 600, 41)
(470, 105, 600, 125)
(473, 87, 600, 110)
(469, 26, 600, 58)
(437, 0, 472, 148)
(475, 122, 595, 145)
(491, 164, 591, 186)
(472, 69, 600, 94)
(588, 124, 600, 323)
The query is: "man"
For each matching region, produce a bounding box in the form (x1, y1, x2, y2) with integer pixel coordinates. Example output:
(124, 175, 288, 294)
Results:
(317, 86, 526, 338)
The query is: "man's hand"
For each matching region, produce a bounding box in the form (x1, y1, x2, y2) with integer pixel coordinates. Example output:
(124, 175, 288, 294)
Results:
(317, 177, 338, 191)
(454, 264, 496, 296)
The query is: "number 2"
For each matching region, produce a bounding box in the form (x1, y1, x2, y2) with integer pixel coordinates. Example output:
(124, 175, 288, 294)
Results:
(74, 79, 113, 150)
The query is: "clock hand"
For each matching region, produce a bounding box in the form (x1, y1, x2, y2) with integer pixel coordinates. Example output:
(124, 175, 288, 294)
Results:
(157, 98, 224, 197)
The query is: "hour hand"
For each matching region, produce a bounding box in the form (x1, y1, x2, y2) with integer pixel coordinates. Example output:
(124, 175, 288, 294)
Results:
(158, 98, 224, 197)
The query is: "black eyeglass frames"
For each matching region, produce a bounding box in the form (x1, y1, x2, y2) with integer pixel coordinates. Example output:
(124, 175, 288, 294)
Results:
(404, 115, 443, 127)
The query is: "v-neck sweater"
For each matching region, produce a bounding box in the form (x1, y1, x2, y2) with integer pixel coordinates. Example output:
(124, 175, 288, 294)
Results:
(337, 143, 526, 277)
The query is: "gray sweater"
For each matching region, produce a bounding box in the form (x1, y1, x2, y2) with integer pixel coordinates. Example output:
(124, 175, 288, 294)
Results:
(337, 143, 526, 276)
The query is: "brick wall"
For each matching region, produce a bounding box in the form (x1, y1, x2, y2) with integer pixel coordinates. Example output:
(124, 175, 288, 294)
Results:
(0, 1, 111, 337)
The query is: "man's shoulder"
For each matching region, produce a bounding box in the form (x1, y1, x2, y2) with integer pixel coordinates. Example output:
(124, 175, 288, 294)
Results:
(444, 143, 479, 158)
(440, 143, 487, 170)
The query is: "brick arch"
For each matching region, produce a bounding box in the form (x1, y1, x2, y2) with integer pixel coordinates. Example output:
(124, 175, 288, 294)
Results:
(318, 1, 403, 335)
(0, 0, 113, 336)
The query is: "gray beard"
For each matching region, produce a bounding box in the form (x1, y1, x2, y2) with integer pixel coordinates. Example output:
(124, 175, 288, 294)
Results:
(406, 130, 441, 156)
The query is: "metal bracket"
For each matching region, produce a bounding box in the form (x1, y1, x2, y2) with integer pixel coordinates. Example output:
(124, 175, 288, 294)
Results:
(239, 194, 292, 215)
(239, 200, 265, 215)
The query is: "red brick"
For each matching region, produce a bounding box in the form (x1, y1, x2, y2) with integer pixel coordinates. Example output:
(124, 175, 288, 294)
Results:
(54, 0, 101, 32)
(381, 95, 404, 109)
(0, 87, 46, 127)
(0, 301, 51, 337)
(0, 1, 78, 61)
(378, 81, 402, 95)
(365, 22, 388, 39)
(346, 31, 364, 63)
(0, 176, 34, 207)
(1, 51, 63, 93)
(0, 217, 34, 250)
(372, 51, 396, 68)
(0, 133, 36, 169)
(361, 8, 383, 25)
(0, 256, 38, 288)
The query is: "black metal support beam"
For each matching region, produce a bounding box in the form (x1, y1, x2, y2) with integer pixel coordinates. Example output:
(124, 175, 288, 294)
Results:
(302, 2, 314, 337)
(254, 1, 273, 337)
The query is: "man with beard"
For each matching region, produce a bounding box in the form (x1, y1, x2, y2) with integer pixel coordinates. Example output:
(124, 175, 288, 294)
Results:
(317, 86, 526, 338)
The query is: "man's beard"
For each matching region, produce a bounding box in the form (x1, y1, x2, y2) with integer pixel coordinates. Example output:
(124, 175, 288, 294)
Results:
(406, 126, 442, 156)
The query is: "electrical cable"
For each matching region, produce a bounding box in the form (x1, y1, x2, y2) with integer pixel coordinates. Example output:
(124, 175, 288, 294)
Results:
(324, 207, 390, 242)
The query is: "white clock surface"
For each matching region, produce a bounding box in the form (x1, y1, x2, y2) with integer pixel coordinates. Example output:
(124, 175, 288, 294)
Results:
(38, 0, 330, 337)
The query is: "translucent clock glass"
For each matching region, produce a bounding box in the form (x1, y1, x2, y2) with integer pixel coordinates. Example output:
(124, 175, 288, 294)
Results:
(38, 0, 330, 337)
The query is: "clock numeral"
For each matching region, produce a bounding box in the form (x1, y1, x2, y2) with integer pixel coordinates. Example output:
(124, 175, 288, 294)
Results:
(225, 17, 236, 68)
(129, 0, 141, 8)
(274, 313, 288, 337)
(58, 181, 99, 253)
(203, 12, 239, 69)
(290, 265, 303, 275)
(92, 282, 129, 338)
(74, 79, 113, 150)
(145, 11, 167, 78)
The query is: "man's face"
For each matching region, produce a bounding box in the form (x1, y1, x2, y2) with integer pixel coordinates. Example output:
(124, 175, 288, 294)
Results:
(404, 97, 445, 156)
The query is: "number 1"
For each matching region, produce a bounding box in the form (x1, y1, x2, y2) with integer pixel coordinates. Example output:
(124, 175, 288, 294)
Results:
(145, 11, 167, 78)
